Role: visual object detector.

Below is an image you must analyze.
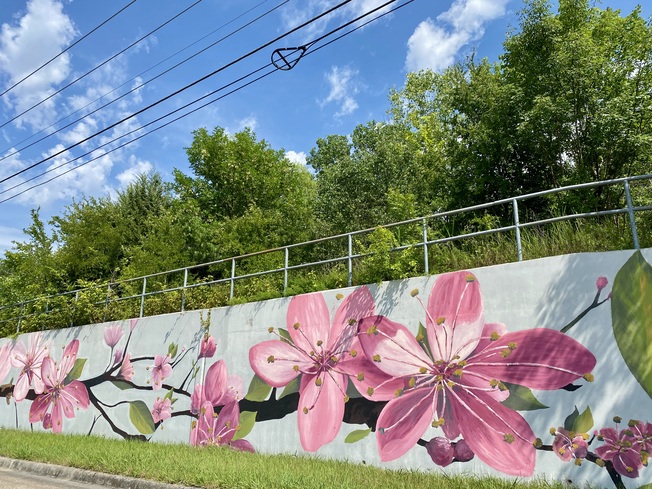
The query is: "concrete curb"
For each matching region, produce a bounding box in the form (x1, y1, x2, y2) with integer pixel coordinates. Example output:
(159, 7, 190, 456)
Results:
(0, 456, 195, 489)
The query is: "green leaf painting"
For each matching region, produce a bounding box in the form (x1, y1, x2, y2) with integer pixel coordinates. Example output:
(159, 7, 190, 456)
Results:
(501, 383, 548, 411)
(245, 374, 272, 402)
(611, 251, 652, 400)
(129, 400, 155, 434)
(233, 411, 256, 441)
(279, 376, 300, 399)
(63, 358, 86, 384)
(344, 428, 372, 444)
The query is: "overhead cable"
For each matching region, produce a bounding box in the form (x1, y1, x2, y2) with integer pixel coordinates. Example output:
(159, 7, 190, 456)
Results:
(0, 0, 355, 186)
(0, 0, 205, 131)
(0, 0, 138, 98)
(0, 0, 290, 163)
(0, 0, 415, 203)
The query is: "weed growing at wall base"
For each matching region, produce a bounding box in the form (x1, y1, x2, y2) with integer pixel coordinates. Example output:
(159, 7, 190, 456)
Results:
(0, 429, 578, 489)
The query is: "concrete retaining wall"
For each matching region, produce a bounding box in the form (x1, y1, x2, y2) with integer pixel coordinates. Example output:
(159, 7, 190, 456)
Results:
(1, 249, 651, 488)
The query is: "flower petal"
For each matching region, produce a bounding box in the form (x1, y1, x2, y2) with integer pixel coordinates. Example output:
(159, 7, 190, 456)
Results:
(230, 439, 255, 453)
(204, 359, 228, 406)
(427, 271, 484, 361)
(59, 340, 79, 379)
(298, 371, 347, 452)
(358, 316, 431, 377)
(28, 393, 51, 423)
(41, 356, 57, 389)
(249, 340, 309, 387)
(287, 293, 331, 354)
(62, 380, 89, 409)
(376, 387, 435, 462)
(215, 401, 240, 445)
(339, 354, 404, 401)
(330, 286, 375, 351)
(450, 386, 535, 476)
(466, 329, 596, 390)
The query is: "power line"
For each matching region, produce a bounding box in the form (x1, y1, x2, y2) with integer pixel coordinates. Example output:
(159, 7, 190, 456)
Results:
(0, 0, 410, 203)
(0, 0, 138, 98)
(0, 0, 355, 186)
(0, 0, 205, 131)
(0, 0, 414, 204)
(0, 0, 289, 163)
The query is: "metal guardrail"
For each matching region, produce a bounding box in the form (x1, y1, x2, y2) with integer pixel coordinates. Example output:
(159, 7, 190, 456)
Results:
(2, 174, 651, 333)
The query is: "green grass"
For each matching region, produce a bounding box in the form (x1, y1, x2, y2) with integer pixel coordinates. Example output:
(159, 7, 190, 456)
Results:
(0, 428, 574, 489)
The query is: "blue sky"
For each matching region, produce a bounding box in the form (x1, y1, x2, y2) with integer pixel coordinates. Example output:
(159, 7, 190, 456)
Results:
(0, 0, 649, 254)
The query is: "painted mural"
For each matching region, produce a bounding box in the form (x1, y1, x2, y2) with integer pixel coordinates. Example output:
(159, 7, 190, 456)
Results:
(0, 249, 651, 489)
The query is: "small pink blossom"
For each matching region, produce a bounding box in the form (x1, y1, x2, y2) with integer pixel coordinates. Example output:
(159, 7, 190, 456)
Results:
(425, 437, 454, 466)
(11, 333, 49, 402)
(117, 353, 134, 382)
(0, 343, 12, 384)
(453, 439, 474, 462)
(191, 401, 242, 449)
(151, 355, 172, 390)
(28, 340, 90, 433)
(113, 348, 124, 366)
(596, 276, 608, 292)
(595, 426, 643, 478)
(630, 420, 652, 454)
(151, 397, 172, 423)
(103, 325, 123, 348)
(199, 334, 216, 359)
(129, 319, 138, 332)
(552, 428, 588, 462)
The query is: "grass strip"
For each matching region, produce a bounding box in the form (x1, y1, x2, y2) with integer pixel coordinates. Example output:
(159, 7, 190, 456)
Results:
(0, 428, 574, 489)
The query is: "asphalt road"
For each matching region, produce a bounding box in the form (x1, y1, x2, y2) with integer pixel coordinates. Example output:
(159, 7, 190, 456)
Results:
(0, 466, 112, 489)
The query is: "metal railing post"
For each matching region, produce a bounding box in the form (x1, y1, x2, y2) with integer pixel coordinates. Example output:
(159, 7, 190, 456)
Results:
(181, 268, 188, 312)
(230, 258, 236, 300)
(347, 234, 353, 287)
(103, 283, 111, 321)
(512, 198, 523, 262)
(624, 179, 640, 250)
(16, 302, 24, 334)
(139, 277, 147, 318)
(284, 247, 289, 295)
(70, 290, 79, 327)
(422, 218, 429, 275)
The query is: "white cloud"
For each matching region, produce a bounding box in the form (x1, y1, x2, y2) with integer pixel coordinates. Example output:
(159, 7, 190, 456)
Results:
(0, 0, 77, 129)
(115, 156, 153, 188)
(285, 150, 307, 165)
(0, 225, 25, 254)
(320, 66, 360, 117)
(406, 0, 509, 72)
(280, 0, 392, 42)
(237, 116, 258, 133)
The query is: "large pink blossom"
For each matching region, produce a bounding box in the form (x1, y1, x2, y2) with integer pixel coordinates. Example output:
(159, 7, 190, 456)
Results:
(249, 287, 401, 452)
(150, 354, 172, 390)
(358, 271, 596, 476)
(28, 340, 90, 433)
(0, 343, 12, 384)
(11, 333, 50, 401)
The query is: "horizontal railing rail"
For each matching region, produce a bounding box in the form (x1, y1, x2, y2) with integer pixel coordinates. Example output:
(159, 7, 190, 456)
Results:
(1, 173, 650, 333)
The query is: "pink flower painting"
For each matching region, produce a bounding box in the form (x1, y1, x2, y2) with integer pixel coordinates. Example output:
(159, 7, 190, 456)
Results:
(151, 397, 172, 423)
(199, 334, 216, 359)
(11, 332, 49, 402)
(151, 354, 172, 390)
(595, 426, 644, 478)
(552, 428, 588, 462)
(358, 271, 597, 476)
(117, 353, 134, 382)
(28, 339, 89, 433)
(103, 325, 123, 349)
(249, 287, 401, 452)
(0, 343, 12, 384)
